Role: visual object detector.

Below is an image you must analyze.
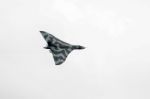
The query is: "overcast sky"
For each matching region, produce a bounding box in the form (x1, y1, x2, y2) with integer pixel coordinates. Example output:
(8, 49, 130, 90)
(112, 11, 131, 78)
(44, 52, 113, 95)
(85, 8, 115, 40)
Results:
(0, 0, 150, 99)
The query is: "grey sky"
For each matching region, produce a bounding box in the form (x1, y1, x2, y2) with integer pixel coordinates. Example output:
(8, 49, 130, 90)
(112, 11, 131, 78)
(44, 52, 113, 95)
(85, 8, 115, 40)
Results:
(0, 0, 150, 99)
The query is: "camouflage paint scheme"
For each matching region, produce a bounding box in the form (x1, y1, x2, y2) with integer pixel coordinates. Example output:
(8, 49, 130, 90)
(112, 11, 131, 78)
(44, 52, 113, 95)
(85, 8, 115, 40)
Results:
(40, 31, 85, 65)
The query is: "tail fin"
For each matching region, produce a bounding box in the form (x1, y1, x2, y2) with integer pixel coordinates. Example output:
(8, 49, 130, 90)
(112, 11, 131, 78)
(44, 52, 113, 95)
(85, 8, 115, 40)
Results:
(72, 45, 85, 49)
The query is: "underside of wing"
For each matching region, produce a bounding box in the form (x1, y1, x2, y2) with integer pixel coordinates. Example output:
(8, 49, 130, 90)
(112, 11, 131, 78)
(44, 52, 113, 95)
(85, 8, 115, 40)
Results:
(49, 46, 73, 65)
(40, 31, 72, 47)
